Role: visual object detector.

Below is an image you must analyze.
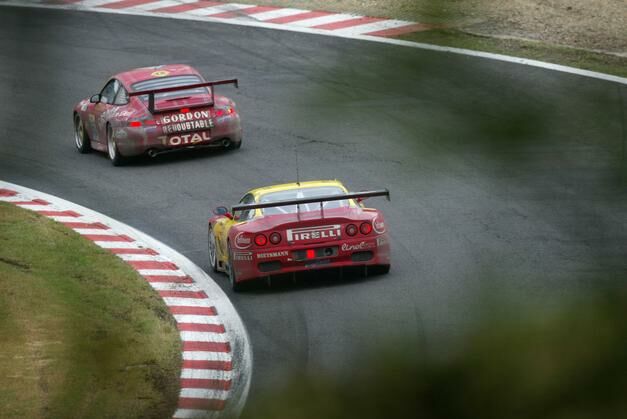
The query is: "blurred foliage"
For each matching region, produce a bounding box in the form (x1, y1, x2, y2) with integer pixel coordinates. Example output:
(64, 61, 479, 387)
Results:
(242, 289, 627, 419)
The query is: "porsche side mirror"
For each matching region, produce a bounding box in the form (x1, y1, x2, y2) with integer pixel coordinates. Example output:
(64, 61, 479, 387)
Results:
(213, 206, 229, 216)
(90, 94, 100, 103)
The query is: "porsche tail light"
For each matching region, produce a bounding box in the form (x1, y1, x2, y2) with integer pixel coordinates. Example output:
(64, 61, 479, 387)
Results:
(129, 121, 142, 127)
(269, 232, 281, 245)
(346, 224, 358, 236)
(360, 222, 372, 235)
(214, 107, 235, 117)
(254, 234, 267, 246)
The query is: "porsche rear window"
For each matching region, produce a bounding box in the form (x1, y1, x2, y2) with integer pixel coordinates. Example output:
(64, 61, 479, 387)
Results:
(259, 186, 350, 215)
(131, 75, 210, 101)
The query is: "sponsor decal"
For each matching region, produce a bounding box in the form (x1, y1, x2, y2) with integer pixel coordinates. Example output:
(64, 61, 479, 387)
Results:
(80, 102, 88, 111)
(341, 241, 375, 252)
(161, 111, 210, 125)
(168, 132, 211, 146)
(162, 119, 213, 134)
(257, 250, 288, 260)
(234, 232, 251, 249)
(151, 70, 170, 77)
(376, 236, 388, 247)
(286, 225, 341, 242)
(373, 217, 386, 234)
(233, 251, 253, 261)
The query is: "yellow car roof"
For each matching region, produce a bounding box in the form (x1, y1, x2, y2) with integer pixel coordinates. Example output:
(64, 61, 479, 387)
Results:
(248, 180, 347, 198)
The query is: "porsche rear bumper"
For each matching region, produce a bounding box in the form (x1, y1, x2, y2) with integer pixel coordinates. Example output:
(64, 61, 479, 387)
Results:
(114, 114, 242, 157)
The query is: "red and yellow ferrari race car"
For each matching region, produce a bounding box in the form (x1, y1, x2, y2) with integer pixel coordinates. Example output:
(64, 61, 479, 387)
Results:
(73, 64, 241, 165)
(208, 180, 391, 291)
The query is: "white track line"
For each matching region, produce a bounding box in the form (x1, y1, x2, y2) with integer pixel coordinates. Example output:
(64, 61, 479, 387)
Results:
(181, 368, 233, 380)
(180, 388, 230, 400)
(185, 3, 255, 17)
(150, 282, 204, 292)
(289, 13, 358, 28)
(183, 351, 233, 362)
(128, 1, 182, 11)
(117, 253, 167, 261)
(163, 297, 214, 307)
(247, 7, 305, 21)
(180, 332, 229, 343)
(137, 268, 188, 276)
(175, 314, 223, 324)
(334, 19, 411, 36)
(94, 241, 143, 249)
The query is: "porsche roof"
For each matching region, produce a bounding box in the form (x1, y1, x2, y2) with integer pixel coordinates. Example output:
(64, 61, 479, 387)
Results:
(113, 64, 203, 90)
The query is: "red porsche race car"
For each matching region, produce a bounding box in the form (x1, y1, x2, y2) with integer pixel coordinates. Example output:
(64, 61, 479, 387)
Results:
(73, 64, 241, 165)
(208, 180, 391, 291)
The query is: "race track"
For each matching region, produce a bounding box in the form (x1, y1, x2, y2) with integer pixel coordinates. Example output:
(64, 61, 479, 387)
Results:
(1, 6, 626, 412)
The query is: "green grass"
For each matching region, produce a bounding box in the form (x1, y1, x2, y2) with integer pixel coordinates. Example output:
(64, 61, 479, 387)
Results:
(401, 29, 627, 78)
(0, 203, 181, 419)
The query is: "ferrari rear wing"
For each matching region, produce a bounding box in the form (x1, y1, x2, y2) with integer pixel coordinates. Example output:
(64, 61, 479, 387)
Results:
(232, 189, 390, 213)
(129, 79, 238, 114)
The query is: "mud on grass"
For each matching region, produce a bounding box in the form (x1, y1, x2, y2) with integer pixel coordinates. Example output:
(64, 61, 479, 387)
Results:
(0, 203, 181, 419)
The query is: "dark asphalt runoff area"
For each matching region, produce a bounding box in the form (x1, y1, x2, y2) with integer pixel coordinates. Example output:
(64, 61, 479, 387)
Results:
(1, 5, 626, 410)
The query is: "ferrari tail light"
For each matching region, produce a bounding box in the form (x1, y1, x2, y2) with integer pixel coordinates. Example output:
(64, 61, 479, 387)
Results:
(360, 222, 372, 235)
(180, 108, 190, 113)
(254, 234, 267, 246)
(269, 232, 281, 245)
(346, 224, 358, 236)
(306, 249, 315, 259)
(129, 121, 142, 127)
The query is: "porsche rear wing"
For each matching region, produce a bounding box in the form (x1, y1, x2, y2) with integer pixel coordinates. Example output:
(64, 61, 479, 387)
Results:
(232, 189, 390, 213)
(129, 78, 238, 114)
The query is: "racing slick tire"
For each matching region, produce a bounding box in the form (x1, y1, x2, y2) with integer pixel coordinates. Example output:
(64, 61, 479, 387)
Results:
(370, 264, 391, 275)
(107, 125, 125, 167)
(229, 141, 242, 150)
(227, 242, 243, 292)
(74, 114, 91, 154)
(208, 225, 219, 273)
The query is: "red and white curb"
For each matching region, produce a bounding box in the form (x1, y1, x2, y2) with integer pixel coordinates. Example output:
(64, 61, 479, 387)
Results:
(7, 0, 436, 38)
(3, 0, 625, 85)
(0, 180, 252, 419)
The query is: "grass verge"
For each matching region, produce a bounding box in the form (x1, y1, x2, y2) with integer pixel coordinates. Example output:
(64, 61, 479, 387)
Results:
(0, 202, 181, 419)
(401, 29, 627, 79)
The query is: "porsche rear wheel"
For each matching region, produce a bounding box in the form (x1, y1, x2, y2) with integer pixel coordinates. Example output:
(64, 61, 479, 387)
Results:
(227, 242, 242, 292)
(208, 226, 219, 273)
(74, 114, 91, 153)
(107, 125, 125, 166)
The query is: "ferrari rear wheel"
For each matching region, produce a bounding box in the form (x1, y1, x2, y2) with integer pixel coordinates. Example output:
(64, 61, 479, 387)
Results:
(107, 125, 125, 166)
(208, 226, 219, 273)
(74, 114, 91, 153)
(227, 242, 242, 292)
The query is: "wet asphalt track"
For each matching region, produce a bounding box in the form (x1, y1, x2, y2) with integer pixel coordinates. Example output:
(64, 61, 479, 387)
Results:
(1, 6, 626, 411)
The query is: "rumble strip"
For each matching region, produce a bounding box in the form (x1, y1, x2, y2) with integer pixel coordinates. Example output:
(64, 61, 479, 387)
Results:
(0, 181, 252, 419)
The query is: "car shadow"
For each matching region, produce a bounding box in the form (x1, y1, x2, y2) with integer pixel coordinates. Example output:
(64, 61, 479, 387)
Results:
(236, 266, 388, 295)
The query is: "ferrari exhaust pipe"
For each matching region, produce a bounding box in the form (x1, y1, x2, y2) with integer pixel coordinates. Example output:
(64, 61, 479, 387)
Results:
(147, 149, 158, 158)
(222, 139, 231, 148)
